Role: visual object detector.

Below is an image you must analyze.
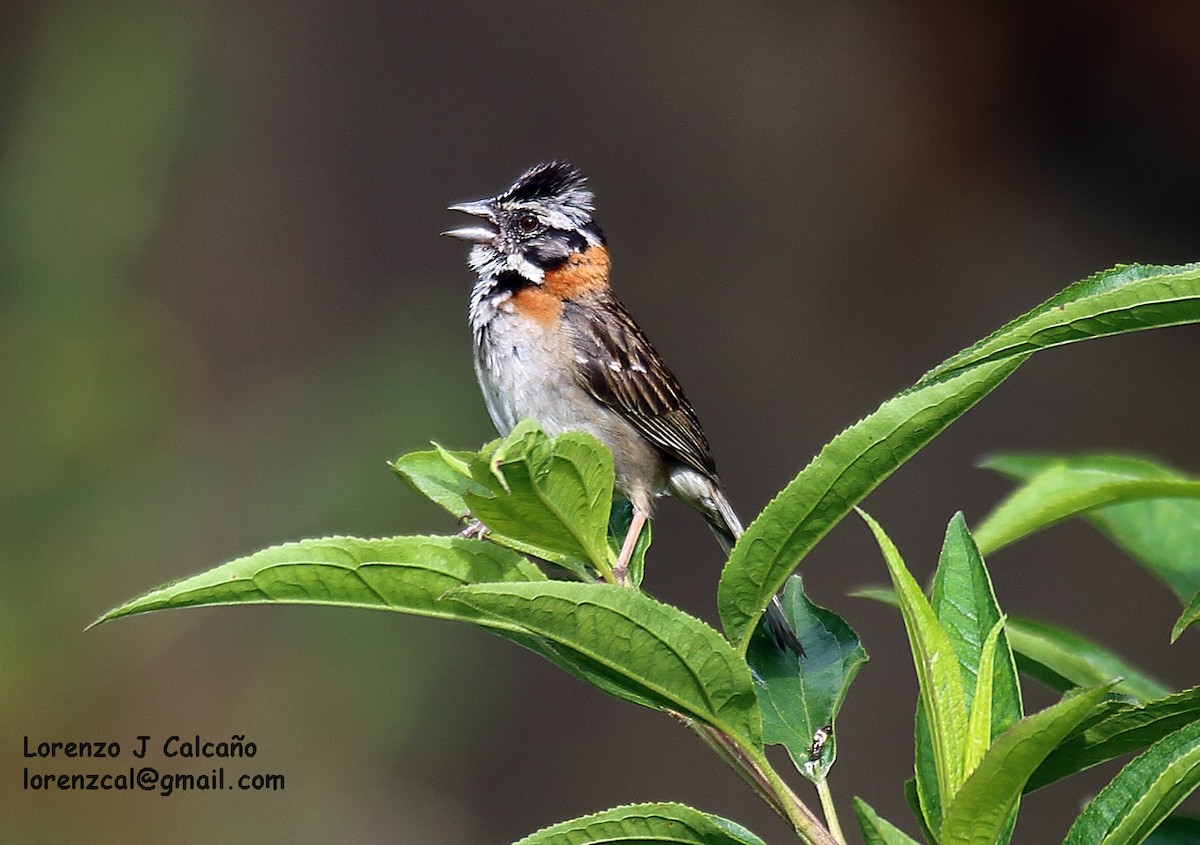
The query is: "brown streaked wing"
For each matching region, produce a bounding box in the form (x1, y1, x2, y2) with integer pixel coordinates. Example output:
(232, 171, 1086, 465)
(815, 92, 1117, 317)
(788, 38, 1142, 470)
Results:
(564, 294, 718, 478)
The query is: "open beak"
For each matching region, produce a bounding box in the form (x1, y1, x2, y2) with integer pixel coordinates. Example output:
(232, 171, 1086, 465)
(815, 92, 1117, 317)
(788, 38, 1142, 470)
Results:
(443, 199, 498, 244)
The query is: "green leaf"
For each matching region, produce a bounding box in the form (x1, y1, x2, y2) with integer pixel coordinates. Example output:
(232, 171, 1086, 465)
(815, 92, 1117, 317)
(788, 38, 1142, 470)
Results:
(718, 263, 1200, 651)
(924, 263, 1200, 381)
(983, 454, 1200, 603)
(851, 587, 1169, 703)
(1005, 616, 1170, 702)
(451, 581, 762, 748)
(496, 627, 666, 712)
(975, 462, 1200, 563)
(939, 684, 1113, 845)
(1064, 719, 1200, 845)
(92, 535, 544, 627)
(915, 515, 1023, 834)
(849, 585, 903, 607)
(1029, 686, 1200, 792)
(511, 802, 770, 845)
(1173, 591, 1200, 643)
(464, 421, 615, 581)
(902, 777, 939, 845)
(859, 509, 968, 818)
(390, 444, 484, 520)
(929, 516, 1021, 722)
(853, 798, 923, 845)
(717, 356, 1025, 652)
(964, 618, 1006, 778)
(746, 576, 867, 780)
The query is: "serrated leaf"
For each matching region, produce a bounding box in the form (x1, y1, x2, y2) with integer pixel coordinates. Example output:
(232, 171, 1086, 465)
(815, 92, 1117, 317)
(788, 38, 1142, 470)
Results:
(853, 798, 924, 845)
(451, 581, 762, 748)
(1174, 591, 1200, 643)
(390, 445, 484, 519)
(1064, 719, 1200, 845)
(915, 515, 1022, 839)
(718, 263, 1200, 652)
(1029, 686, 1200, 792)
(92, 535, 544, 627)
(974, 464, 1200, 562)
(717, 356, 1025, 652)
(964, 618, 1005, 778)
(747, 576, 867, 780)
(465, 421, 615, 581)
(983, 453, 1200, 603)
(924, 263, 1200, 382)
(939, 684, 1112, 845)
(511, 802, 770, 845)
(902, 777, 939, 845)
(859, 509, 968, 818)
(929, 515, 1021, 721)
(1004, 616, 1170, 701)
(854, 586, 1170, 704)
(497, 628, 666, 711)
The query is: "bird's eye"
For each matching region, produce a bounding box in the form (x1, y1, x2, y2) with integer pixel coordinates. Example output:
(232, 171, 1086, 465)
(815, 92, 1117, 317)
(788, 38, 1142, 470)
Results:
(517, 212, 540, 234)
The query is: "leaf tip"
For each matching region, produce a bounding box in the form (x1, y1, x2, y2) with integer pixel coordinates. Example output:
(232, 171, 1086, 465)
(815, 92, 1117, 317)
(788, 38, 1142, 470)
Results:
(86, 603, 133, 630)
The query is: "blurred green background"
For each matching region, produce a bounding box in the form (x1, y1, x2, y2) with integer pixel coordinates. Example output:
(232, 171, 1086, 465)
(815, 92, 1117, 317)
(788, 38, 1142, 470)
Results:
(3, 2, 1199, 842)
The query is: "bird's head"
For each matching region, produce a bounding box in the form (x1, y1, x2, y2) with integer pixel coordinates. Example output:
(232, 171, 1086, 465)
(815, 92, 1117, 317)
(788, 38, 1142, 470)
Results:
(444, 161, 606, 285)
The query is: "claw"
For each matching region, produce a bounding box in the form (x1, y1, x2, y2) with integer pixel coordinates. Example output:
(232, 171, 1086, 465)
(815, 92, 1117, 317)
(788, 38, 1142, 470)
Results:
(457, 518, 490, 541)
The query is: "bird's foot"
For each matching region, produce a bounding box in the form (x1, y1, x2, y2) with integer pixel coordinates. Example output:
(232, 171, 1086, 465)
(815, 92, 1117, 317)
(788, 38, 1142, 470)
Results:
(457, 518, 490, 540)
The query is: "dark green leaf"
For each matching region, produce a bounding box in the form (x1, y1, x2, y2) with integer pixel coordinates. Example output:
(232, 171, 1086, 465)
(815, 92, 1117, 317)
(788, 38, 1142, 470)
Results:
(1145, 816, 1200, 845)
(940, 685, 1113, 844)
(860, 509, 967, 819)
(923, 263, 1200, 382)
(92, 535, 543, 627)
(720, 262, 1200, 653)
(902, 777, 939, 845)
(717, 356, 1024, 652)
(1029, 686, 1200, 792)
(452, 582, 762, 748)
(1064, 719, 1200, 845)
(902, 777, 940, 845)
(930, 515, 1021, 724)
(747, 576, 867, 780)
(983, 453, 1200, 603)
(853, 797, 923, 845)
(915, 515, 1023, 838)
(511, 802, 770, 845)
(464, 421, 615, 581)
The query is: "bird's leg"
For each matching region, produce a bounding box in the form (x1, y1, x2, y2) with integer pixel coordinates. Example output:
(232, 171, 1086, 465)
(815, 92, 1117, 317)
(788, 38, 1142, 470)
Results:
(612, 507, 648, 586)
(457, 517, 489, 540)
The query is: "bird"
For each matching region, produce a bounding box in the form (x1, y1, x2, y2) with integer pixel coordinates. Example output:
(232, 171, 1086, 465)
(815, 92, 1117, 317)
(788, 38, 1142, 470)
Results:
(444, 161, 802, 656)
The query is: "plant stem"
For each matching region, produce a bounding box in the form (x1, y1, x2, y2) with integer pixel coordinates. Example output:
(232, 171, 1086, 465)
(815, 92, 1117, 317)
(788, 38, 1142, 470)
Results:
(815, 778, 846, 845)
(748, 746, 839, 845)
(686, 721, 790, 820)
(677, 716, 838, 845)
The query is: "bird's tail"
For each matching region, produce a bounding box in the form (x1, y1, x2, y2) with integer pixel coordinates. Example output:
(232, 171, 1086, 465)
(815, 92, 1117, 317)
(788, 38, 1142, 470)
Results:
(704, 487, 806, 658)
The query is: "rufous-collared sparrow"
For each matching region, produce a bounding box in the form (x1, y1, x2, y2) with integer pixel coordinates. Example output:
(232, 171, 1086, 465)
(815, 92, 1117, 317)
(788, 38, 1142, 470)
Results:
(445, 161, 801, 655)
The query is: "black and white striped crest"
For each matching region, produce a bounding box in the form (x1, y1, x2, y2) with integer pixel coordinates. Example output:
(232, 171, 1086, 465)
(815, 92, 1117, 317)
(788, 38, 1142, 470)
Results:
(498, 161, 594, 218)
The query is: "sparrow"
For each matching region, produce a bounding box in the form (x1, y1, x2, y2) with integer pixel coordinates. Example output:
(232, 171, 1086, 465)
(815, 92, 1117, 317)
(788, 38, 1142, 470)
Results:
(445, 161, 802, 655)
